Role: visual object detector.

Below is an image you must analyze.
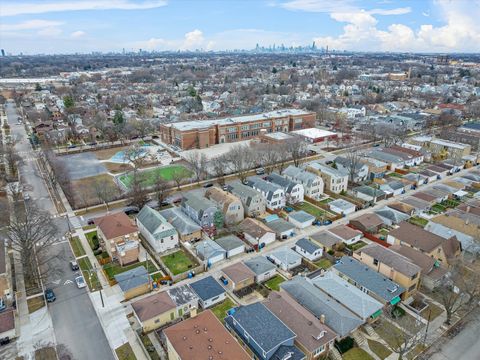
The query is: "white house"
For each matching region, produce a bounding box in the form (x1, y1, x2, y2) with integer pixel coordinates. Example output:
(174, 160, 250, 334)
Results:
(195, 239, 226, 266)
(189, 276, 226, 309)
(266, 173, 305, 204)
(295, 238, 323, 261)
(283, 165, 324, 200)
(334, 156, 369, 183)
(215, 235, 245, 258)
(136, 206, 179, 254)
(246, 176, 286, 211)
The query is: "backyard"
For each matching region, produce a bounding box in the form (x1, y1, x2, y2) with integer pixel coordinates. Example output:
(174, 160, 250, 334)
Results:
(408, 216, 428, 228)
(346, 241, 367, 252)
(314, 258, 332, 269)
(85, 230, 99, 250)
(103, 260, 157, 281)
(264, 275, 286, 291)
(342, 348, 374, 360)
(118, 165, 192, 189)
(211, 297, 236, 322)
(115, 343, 137, 360)
(161, 250, 196, 275)
(367, 339, 392, 360)
(294, 201, 327, 218)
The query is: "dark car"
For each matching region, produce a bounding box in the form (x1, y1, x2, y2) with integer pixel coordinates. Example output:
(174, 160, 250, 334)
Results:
(87, 219, 95, 225)
(203, 182, 214, 188)
(124, 206, 139, 215)
(45, 289, 56, 303)
(70, 260, 79, 271)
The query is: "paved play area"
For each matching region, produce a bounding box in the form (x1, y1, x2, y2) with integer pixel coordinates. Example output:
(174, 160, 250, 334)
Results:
(58, 152, 107, 180)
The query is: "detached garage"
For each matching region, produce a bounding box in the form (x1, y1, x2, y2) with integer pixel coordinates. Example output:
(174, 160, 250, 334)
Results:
(215, 235, 245, 258)
(288, 210, 315, 229)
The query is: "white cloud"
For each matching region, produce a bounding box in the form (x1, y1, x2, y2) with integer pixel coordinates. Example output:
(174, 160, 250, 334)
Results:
(369, 7, 411, 16)
(281, 0, 356, 13)
(0, 19, 64, 31)
(37, 27, 62, 37)
(181, 29, 205, 50)
(1, 0, 167, 17)
(70, 30, 86, 38)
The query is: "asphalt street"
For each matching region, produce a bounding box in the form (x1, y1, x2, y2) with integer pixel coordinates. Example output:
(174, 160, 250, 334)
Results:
(5, 101, 114, 360)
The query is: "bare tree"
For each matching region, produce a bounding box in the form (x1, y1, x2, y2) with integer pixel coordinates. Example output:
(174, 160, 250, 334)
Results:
(225, 144, 256, 183)
(7, 203, 59, 287)
(343, 148, 361, 183)
(252, 143, 281, 174)
(123, 144, 147, 173)
(128, 171, 149, 209)
(171, 167, 190, 190)
(153, 176, 169, 206)
(2, 137, 21, 179)
(93, 178, 117, 210)
(210, 155, 228, 186)
(284, 137, 308, 167)
(184, 151, 208, 183)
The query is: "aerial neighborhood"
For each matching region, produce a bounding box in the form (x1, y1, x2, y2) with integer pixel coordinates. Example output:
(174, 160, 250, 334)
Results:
(1, 43, 480, 360)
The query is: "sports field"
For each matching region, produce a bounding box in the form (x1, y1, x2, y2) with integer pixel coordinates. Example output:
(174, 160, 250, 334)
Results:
(118, 165, 191, 188)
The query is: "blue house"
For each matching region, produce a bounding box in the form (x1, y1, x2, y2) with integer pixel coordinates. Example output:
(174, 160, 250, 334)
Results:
(225, 302, 301, 360)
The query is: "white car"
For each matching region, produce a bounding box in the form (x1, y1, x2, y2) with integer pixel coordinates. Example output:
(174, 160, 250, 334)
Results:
(75, 276, 86, 289)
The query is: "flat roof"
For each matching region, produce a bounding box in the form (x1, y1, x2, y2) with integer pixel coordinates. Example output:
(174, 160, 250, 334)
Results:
(292, 128, 337, 139)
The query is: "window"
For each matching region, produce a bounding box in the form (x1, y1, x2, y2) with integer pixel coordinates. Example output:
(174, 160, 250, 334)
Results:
(263, 121, 271, 127)
(373, 258, 379, 266)
(411, 273, 418, 280)
(154, 319, 160, 324)
(408, 284, 417, 292)
(170, 312, 175, 320)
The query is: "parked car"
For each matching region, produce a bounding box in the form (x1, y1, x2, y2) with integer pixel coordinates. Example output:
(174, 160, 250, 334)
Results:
(0, 298, 5, 312)
(87, 219, 95, 225)
(75, 276, 86, 289)
(23, 193, 30, 201)
(255, 167, 265, 175)
(70, 260, 79, 271)
(124, 206, 139, 215)
(45, 289, 56, 302)
(0, 337, 10, 346)
(203, 182, 214, 188)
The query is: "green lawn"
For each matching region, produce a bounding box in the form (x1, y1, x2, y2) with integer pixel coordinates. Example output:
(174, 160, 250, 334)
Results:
(103, 260, 157, 280)
(69, 236, 86, 257)
(118, 165, 192, 189)
(367, 339, 392, 360)
(408, 217, 428, 228)
(343, 348, 374, 360)
(388, 172, 403, 178)
(161, 250, 195, 275)
(82, 224, 96, 231)
(441, 199, 460, 208)
(373, 320, 404, 350)
(78, 257, 102, 291)
(85, 230, 99, 250)
(346, 241, 367, 251)
(319, 197, 333, 204)
(115, 343, 137, 360)
(431, 204, 446, 213)
(295, 201, 326, 218)
(421, 301, 444, 321)
(314, 258, 332, 269)
(264, 275, 286, 291)
(211, 298, 236, 322)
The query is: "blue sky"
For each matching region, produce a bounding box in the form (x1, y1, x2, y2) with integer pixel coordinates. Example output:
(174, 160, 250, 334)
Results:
(1, 0, 479, 54)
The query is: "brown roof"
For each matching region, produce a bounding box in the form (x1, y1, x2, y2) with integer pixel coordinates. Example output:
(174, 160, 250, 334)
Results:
(264, 291, 336, 352)
(457, 203, 480, 217)
(328, 225, 362, 241)
(239, 218, 272, 238)
(350, 213, 384, 229)
(132, 291, 176, 322)
(389, 245, 448, 280)
(222, 262, 255, 284)
(389, 222, 444, 253)
(387, 202, 415, 215)
(390, 145, 423, 158)
(412, 192, 437, 203)
(95, 212, 138, 240)
(0, 239, 5, 274)
(430, 214, 480, 238)
(206, 187, 239, 213)
(0, 309, 15, 334)
(443, 181, 465, 190)
(442, 236, 462, 260)
(163, 310, 250, 360)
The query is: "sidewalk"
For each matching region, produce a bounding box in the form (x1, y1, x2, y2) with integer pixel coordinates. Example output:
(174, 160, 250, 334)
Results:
(17, 307, 57, 359)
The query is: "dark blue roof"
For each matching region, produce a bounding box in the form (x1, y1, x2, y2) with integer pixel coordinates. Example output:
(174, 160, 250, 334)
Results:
(462, 123, 480, 131)
(189, 276, 225, 301)
(114, 266, 150, 292)
(295, 238, 320, 254)
(225, 302, 295, 353)
(272, 345, 306, 360)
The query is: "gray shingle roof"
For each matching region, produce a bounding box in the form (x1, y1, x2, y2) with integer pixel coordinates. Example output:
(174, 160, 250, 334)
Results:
(225, 302, 295, 353)
(269, 246, 302, 266)
(195, 239, 226, 261)
(267, 218, 296, 234)
(182, 192, 217, 212)
(289, 210, 315, 223)
(359, 243, 421, 277)
(189, 276, 225, 301)
(215, 235, 245, 252)
(137, 205, 177, 239)
(295, 238, 320, 254)
(334, 256, 404, 302)
(244, 256, 276, 275)
(246, 176, 283, 201)
(114, 266, 150, 292)
(310, 231, 342, 248)
(266, 173, 299, 193)
(159, 207, 201, 235)
(167, 285, 198, 306)
(283, 165, 318, 186)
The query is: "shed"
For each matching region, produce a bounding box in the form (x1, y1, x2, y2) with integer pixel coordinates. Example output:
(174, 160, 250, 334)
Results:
(215, 235, 245, 258)
(114, 266, 151, 300)
(195, 239, 226, 266)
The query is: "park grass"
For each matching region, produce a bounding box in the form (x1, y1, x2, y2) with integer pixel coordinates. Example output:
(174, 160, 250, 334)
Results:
(118, 165, 192, 189)
(103, 260, 157, 281)
(314, 258, 332, 269)
(70, 173, 118, 207)
(343, 348, 374, 360)
(115, 343, 137, 360)
(294, 201, 326, 218)
(27, 295, 45, 314)
(85, 230, 99, 250)
(367, 339, 392, 360)
(161, 250, 195, 275)
(264, 275, 286, 291)
(211, 298, 236, 322)
(69, 236, 86, 257)
(78, 257, 102, 291)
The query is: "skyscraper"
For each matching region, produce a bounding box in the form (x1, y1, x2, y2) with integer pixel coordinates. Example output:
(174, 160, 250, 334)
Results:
(1, 49, 5, 57)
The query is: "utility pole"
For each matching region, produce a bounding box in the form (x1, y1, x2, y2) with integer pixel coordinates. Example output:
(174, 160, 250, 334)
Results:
(93, 263, 104, 308)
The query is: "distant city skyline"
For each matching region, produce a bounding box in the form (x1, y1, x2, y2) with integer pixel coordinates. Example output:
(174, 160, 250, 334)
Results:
(1, 0, 479, 55)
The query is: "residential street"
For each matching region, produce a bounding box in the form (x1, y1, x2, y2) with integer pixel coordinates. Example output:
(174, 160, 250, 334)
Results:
(5, 102, 114, 360)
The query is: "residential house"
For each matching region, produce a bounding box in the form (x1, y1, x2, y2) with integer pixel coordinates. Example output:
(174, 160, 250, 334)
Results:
(390, 245, 449, 290)
(288, 211, 315, 229)
(246, 176, 286, 211)
(266, 172, 305, 204)
(205, 187, 244, 225)
(239, 218, 276, 248)
(268, 247, 302, 271)
(328, 225, 363, 245)
(114, 266, 151, 300)
(352, 185, 387, 203)
(353, 243, 422, 299)
(366, 150, 405, 170)
(283, 165, 324, 200)
(225, 302, 298, 360)
(374, 207, 410, 226)
(164, 310, 250, 360)
(0, 239, 11, 306)
(244, 256, 277, 283)
(307, 163, 348, 194)
(132, 291, 178, 332)
(215, 235, 245, 258)
(295, 238, 323, 261)
(361, 158, 388, 180)
(281, 276, 364, 338)
(95, 212, 139, 266)
(334, 156, 369, 182)
(349, 213, 385, 234)
(181, 192, 218, 227)
(136, 206, 178, 254)
(222, 262, 255, 291)
(386, 202, 415, 216)
(227, 181, 266, 217)
(310, 271, 384, 321)
(387, 221, 461, 266)
(158, 207, 202, 243)
(334, 256, 404, 306)
(380, 180, 407, 196)
(264, 291, 337, 360)
(195, 239, 226, 266)
(328, 199, 356, 215)
(310, 232, 342, 253)
(189, 276, 226, 309)
(399, 197, 431, 213)
(167, 285, 199, 317)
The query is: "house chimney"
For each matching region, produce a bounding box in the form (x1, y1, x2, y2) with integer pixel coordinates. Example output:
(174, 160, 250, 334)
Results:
(190, 307, 198, 318)
(466, 206, 471, 213)
(320, 314, 325, 324)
